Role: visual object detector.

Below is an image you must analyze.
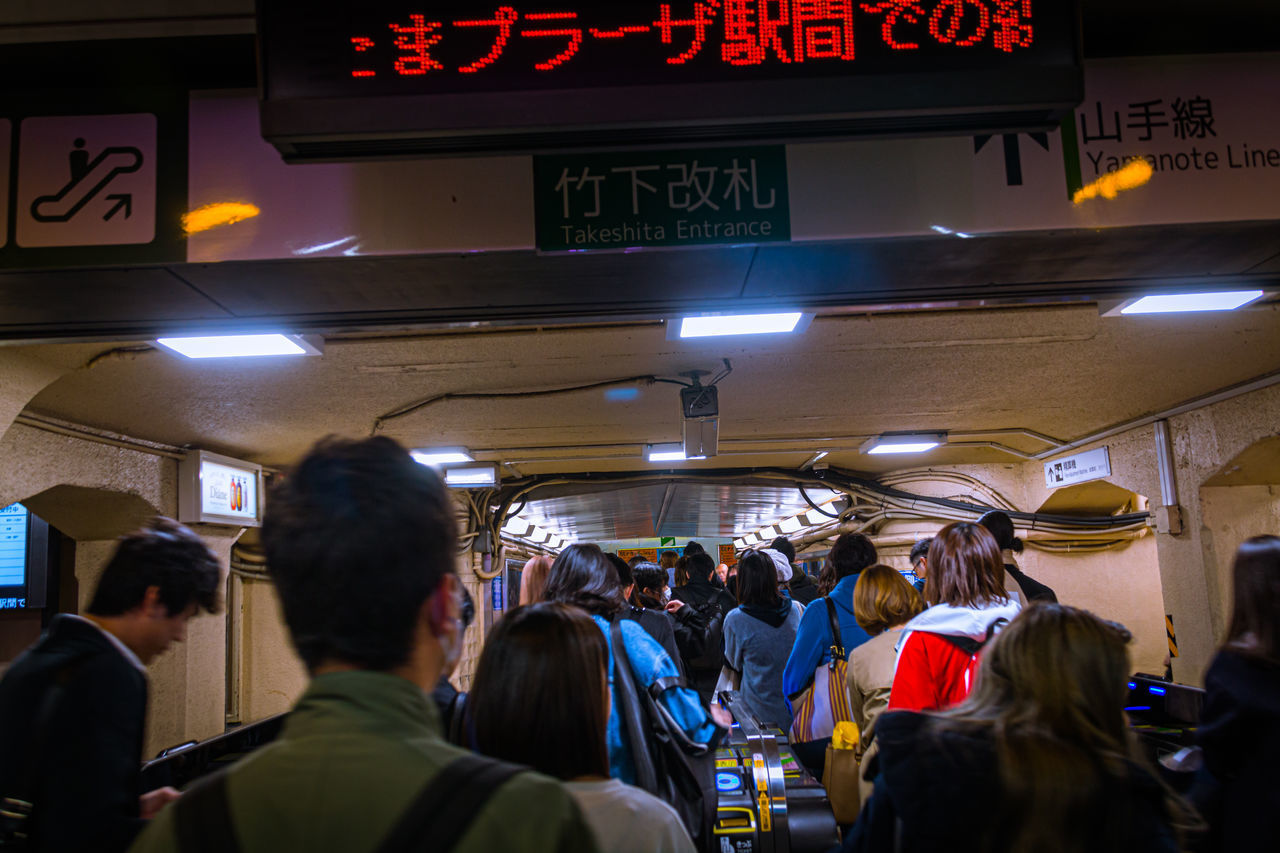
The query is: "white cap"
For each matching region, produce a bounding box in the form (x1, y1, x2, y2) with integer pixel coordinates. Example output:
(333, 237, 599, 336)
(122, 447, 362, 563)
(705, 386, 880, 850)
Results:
(760, 548, 793, 583)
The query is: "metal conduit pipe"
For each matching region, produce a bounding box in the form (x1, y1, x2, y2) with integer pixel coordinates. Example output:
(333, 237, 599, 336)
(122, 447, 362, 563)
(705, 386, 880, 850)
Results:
(1154, 420, 1179, 508)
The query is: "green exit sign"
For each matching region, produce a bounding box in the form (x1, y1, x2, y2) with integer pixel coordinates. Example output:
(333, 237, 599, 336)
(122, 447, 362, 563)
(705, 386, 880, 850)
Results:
(534, 146, 790, 252)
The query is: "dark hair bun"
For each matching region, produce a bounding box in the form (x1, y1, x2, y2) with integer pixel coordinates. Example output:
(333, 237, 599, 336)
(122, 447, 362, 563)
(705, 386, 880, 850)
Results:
(1010, 536, 1024, 554)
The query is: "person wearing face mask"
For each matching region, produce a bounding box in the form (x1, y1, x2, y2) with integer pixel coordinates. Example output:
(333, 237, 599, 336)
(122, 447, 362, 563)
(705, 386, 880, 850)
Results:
(131, 437, 597, 853)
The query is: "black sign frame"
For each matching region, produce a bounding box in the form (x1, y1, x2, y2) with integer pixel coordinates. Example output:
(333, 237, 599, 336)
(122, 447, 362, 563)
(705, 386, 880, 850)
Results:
(257, 1, 1083, 160)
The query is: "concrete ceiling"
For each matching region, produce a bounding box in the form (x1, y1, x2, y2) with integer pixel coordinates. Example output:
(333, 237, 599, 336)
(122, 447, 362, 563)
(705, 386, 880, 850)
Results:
(17, 300, 1280, 485)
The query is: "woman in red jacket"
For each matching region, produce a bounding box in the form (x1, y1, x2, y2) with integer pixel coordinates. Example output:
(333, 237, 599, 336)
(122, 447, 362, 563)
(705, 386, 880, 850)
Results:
(888, 522, 1021, 712)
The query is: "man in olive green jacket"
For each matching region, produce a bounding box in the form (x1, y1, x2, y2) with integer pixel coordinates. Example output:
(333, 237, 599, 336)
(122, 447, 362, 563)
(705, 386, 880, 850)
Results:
(129, 437, 597, 853)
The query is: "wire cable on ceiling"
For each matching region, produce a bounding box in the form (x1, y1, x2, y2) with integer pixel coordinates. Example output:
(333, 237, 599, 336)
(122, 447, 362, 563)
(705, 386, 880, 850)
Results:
(371, 374, 691, 434)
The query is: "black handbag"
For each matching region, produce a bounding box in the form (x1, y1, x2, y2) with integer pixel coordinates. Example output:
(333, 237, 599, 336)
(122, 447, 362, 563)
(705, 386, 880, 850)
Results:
(610, 619, 720, 852)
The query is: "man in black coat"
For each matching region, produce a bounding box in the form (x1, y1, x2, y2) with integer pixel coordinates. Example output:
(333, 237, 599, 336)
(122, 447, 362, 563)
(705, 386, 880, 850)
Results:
(0, 517, 221, 853)
(770, 537, 819, 606)
(669, 550, 737, 704)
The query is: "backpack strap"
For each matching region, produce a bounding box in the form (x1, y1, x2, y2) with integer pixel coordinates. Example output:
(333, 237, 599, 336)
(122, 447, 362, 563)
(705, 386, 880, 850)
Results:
(375, 754, 523, 853)
(824, 597, 846, 662)
(175, 754, 522, 853)
(175, 771, 240, 853)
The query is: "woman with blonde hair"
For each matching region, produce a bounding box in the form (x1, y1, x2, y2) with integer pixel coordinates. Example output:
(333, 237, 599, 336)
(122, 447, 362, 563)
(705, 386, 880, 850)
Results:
(518, 554, 553, 605)
(846, 564, 925, 799)
(844, 604, 1189, 852)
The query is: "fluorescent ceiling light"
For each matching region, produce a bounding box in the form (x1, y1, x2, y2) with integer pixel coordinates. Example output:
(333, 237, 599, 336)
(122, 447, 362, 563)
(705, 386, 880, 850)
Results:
(646, 443, 705, 462)
(861, 433, 946, 455)
(155, 334, 321, 359)
(502, 518, 533, 537)
(779, 516, 803, 534)
(803, 510, 831, 525)
(678, 312, 806, 338)
(734, 538, 747, 550)
(411, 448, 474, 467)
(444, 464, 499, 488)
(1118, 290, 1265, 315)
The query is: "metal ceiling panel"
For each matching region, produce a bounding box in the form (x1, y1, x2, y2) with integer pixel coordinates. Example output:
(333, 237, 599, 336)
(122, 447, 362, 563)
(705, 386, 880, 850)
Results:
(519, 481, 840, 541)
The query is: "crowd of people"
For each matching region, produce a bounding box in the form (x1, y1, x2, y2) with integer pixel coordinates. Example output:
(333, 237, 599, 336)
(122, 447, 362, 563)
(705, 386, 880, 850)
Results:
(0, 435, 1275, 853)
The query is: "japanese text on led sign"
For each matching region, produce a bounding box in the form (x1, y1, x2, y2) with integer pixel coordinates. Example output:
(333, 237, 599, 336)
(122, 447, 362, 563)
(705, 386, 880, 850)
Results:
(349, 1, 1036, 78)
(274, 0, 1053, 97)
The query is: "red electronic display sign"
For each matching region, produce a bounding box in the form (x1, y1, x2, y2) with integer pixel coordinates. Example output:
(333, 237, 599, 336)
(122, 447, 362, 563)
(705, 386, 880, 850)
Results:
(264, 1, 1070, 96)
(257, 1, 1081, 159)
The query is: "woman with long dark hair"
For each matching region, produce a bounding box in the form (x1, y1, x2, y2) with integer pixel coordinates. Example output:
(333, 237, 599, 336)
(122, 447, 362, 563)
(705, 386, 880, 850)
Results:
(1192, 534, 1280, 852)
(543, 544, 722, 783)
(888, 522, 1021, 712)
(845, 604, 1189, 852)
(721, 550, 804, 728)
(471, 603, 695, 853)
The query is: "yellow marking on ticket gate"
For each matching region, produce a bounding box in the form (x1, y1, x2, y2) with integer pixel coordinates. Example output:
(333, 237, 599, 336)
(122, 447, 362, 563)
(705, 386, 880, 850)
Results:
(1166, 614, 1179, 658)
(758, 793, 772, 832)
(714, 807, 757, 835)
(716, 758, 739, 769)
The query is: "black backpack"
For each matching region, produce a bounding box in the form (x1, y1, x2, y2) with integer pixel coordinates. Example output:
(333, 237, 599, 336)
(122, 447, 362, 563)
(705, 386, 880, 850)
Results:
(684, 594, 729, 672)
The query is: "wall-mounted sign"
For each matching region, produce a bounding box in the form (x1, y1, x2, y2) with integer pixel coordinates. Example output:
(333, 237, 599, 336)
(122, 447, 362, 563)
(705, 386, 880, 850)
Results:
(1044, 446, 1112, 489)
(535, 145, 790, 251)
(718, 543, 737, 566)
(179, 450, 264, 526)
(491, 573, 505, 612)
(0, 503, 29, 588)
(258, 0, 1082, 160)
(617, 547, 659, 564)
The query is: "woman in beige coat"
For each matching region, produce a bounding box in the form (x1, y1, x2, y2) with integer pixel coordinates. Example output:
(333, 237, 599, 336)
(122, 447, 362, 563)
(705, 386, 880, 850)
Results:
(845, 564, 925, 800)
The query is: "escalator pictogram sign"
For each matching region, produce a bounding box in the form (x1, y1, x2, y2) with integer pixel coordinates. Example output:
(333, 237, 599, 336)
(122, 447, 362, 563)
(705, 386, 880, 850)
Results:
(16, 114, 156, 248)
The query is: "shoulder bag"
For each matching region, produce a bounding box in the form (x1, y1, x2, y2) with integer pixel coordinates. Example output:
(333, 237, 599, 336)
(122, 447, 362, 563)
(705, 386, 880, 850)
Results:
(788, 597, 853, 743)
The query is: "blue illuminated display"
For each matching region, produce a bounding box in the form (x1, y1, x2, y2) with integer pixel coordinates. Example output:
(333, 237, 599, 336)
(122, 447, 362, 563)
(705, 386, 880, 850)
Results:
(715, 772, 741, 793)
(1148, 685, 1167, 696)
(1128, 681, 1137, 690)
(0, 503, 28, 588)
(1124, 706, 1152, 713)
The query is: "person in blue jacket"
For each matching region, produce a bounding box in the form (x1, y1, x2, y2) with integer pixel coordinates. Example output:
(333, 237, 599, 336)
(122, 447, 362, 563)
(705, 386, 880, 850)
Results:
(781, 532, 877, 776)
(543, 544, 725, 784)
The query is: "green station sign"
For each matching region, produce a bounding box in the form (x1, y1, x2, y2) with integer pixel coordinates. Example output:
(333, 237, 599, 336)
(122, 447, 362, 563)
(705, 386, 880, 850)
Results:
(534, 146, 790, 253)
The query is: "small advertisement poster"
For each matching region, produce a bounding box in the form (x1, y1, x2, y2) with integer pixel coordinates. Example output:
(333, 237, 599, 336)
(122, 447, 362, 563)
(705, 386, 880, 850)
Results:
(201, 460, 259, 521)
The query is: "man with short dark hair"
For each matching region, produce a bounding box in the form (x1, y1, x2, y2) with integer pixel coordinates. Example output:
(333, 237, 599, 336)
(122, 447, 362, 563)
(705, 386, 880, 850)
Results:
(0, 517, 221, 853)
(130, 436, 596, 853)
(670, 551, 737, 704)
(770, 536, 819, 606)
(910, 537, 932, 594)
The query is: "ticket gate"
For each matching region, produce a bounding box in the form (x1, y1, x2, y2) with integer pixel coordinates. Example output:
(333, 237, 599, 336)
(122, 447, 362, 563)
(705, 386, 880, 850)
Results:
(713, 693, 840, 853)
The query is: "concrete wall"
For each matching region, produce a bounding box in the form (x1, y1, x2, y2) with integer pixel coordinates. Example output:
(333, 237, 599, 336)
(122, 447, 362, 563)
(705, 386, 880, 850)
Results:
(1199, 484, 1280, 646)
(236, 576, 306, 722)
(0, 422, 240, 758)
(869, 516, 1168, 676)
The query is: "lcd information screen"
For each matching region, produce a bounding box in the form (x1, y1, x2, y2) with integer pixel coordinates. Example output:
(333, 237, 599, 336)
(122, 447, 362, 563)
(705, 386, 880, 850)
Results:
(0, 503, 28, 588)
(261, 1, 1077, 99)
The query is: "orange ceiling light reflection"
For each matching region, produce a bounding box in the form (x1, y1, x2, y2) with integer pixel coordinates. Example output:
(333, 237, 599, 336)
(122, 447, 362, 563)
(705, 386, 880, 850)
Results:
(1072, 160, 1154, 205)
(182, 202, 261, 234)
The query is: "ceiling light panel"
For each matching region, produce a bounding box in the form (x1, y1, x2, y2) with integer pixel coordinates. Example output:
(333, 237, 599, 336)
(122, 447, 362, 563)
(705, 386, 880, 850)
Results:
(156, 334, 322, 359)
(675, 312, 809, 339)
(861, 433, 947, 455)
(411, 448, 474, 467)
(1116, 290, 1265, 315)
